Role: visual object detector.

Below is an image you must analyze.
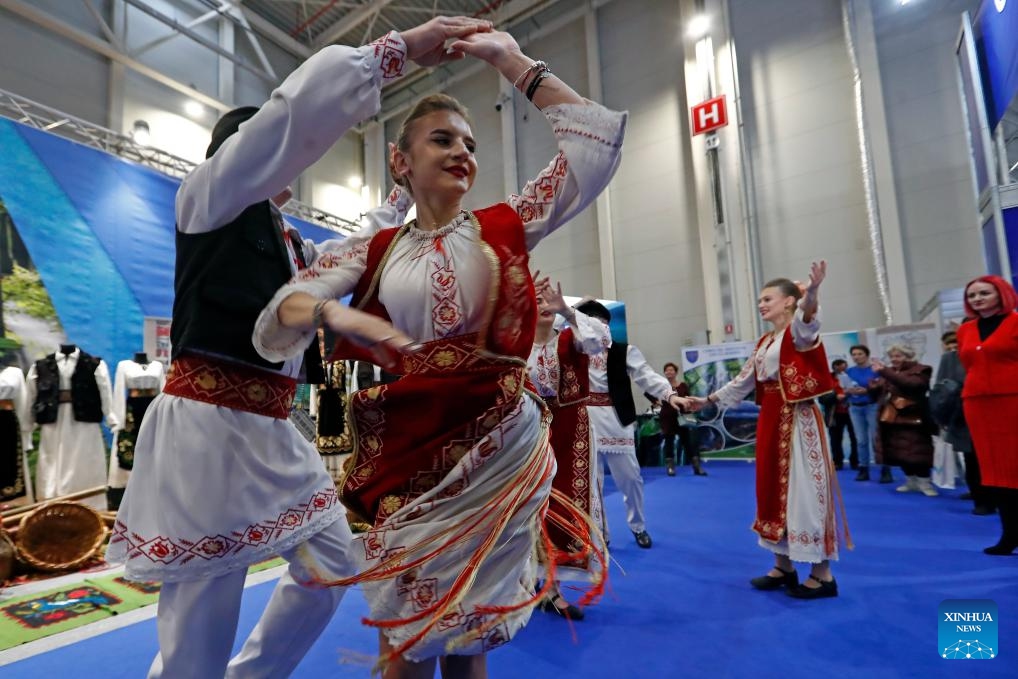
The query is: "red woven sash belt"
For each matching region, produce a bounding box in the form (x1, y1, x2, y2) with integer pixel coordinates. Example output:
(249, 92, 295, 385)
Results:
(163, 353, 296, 419)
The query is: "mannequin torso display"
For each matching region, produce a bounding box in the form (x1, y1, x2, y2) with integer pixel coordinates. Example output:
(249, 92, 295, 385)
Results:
(107, 356, 166, 508)
(0, 365, 34, 503)
(25, 346, 117, 510)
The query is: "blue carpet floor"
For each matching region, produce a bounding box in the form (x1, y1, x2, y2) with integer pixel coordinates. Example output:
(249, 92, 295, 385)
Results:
(2, 461, 1015, 678)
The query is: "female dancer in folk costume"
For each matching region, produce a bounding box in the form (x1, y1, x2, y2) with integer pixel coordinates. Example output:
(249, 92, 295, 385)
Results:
(691, 262, 850, 599)
(106, 18, 486, 678)
(526, 280, 613, 620)
(253, 29, 626, 678)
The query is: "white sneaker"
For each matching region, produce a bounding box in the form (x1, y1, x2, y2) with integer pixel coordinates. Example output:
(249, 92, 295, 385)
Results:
(896, 476, 918, 493)
(917, 478, 939, 497)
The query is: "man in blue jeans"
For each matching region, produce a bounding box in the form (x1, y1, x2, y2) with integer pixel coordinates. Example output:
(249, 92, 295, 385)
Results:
(844, 344, 892, 482)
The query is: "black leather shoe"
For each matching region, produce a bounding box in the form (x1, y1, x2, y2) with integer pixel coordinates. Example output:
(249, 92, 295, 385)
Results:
(855, 467, 870, 481)
(750, 568, 798, 590)
(983, 541, 1018, 556)
(633, 530, 652, 548)
(666, 463, 676, 476)
(539, 594, 585, 620)
(786, 575, 838, 599)
(879, 466, 894, 484)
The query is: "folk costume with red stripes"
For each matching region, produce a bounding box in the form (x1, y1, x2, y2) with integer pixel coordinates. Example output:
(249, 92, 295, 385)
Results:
(528, 311, 611, 578)
(714, 305, 850, 563)
(254, 93, 626, 662)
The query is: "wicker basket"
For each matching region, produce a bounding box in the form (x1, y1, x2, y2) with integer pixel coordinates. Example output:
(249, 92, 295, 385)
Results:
(15, 502, 107, 572)
(0, 529, 14, 582)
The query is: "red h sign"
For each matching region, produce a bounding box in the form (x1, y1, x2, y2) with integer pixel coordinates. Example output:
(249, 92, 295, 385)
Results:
(691, 95, 728, 136)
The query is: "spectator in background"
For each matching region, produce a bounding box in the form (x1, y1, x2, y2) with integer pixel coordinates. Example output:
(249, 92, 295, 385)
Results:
(874, 345, 936, 496)
(956, 275, 1018, 555)
(656, 362, 706, 477)
(845, 344, 892, 483)
(828, 359, 858, 471)
(932, 331, 994, 515)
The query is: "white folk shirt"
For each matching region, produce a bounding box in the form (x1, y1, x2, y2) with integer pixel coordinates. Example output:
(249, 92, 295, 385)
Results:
(25, 349, 116, 510)
(587, 343, 673, 456)
(107, 359, 167, 489)
(254, 105, 627, 359)
(108, 34, 415, 583)
(713, 305, 822, 407)
(527, 311, 610, 399)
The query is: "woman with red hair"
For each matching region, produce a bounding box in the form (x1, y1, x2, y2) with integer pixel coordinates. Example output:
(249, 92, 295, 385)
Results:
(956, 275, 1018, 555)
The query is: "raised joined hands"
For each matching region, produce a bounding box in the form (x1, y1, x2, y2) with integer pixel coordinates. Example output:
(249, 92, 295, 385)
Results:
(400, 16, 494, 68)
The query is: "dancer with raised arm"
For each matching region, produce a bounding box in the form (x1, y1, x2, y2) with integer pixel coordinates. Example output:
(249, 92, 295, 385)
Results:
(690, 262, 849, 599)
(106, 18, 491, 678)
(253, 27, 626, 678)
(527, 279, 611, 620)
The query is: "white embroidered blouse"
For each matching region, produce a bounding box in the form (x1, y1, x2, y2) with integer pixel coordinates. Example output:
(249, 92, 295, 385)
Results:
(527, 311, 610, 399)
(713, 304, 822, 408)
(253, 70, 626, 362)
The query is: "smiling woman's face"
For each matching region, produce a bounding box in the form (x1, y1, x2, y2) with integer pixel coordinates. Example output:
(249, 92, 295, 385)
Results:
(392, 110, 477, 200)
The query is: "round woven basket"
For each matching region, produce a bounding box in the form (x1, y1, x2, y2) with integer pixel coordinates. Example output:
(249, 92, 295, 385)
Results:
(0, 529, 15, 582)
(15, 502, 107, 572)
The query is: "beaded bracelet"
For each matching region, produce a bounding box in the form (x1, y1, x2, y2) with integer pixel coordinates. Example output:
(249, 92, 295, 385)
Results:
(525, 70, 551, 102)
(512, 60, 547, 91)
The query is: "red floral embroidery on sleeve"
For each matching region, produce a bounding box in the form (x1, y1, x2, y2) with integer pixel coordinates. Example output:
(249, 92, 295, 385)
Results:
(512, 152, 568, 224)
(370, 32, 406, 82)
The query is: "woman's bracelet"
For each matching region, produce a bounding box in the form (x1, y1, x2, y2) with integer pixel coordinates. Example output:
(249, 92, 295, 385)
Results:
(512, 60, 546, 91)
(310, 299, 333, 328)
(526, 69, 551, 102)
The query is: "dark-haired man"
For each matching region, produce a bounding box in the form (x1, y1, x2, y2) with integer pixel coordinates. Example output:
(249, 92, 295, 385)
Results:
(844, 344, 891, 482)
(575, 300, 689, 549)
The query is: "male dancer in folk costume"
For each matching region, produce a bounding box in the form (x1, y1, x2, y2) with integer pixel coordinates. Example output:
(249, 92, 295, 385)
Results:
(574, 301, 690, 549)
(254, 27, 626, 675)
(526, 279, 611, 619)
(105, 18, 491, 677)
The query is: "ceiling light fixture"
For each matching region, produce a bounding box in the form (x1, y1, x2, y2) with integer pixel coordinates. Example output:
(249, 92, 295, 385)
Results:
(132, 120, 151, 146)
(184, 100, 204, 118)
(687, 14, 710, 39)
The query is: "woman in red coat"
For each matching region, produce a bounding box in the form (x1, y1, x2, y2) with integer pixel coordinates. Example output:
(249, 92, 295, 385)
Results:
(956, 275, 1018, 555)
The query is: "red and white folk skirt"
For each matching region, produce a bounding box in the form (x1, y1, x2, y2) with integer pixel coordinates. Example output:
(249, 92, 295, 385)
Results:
(753, 382, 841, 563)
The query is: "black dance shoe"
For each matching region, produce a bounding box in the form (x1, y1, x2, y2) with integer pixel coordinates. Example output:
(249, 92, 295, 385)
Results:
(633, 530, 653, 548)
(539, 594, 585, 620)
(786, 575, 838, 599)
(750, 567, 798, 590)
(983, 541, 1018, 556)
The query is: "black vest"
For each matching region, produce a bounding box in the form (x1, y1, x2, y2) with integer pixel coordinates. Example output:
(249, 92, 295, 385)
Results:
(172, 202, 322, 380)
(32, 352, 103, 425)
(607, 342, 637, 427)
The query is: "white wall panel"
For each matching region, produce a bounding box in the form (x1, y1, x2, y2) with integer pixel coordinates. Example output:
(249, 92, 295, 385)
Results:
(731, 0, 883, 330)
(598, 0, 705, 368)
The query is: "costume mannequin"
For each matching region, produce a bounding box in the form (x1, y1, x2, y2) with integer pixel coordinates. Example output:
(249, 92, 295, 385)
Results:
(107, 351, 165, 509)
(26, 343, 117, 510)
(0, 355, 34, 504)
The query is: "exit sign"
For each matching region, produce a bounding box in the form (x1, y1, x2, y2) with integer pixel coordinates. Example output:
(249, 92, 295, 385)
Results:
(691, 95, 728, 136)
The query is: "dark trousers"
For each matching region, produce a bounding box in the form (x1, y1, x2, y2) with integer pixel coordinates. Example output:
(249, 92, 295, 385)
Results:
(990, 487, 1018, 544)
(663, 427, 697, 464)
(827, 411, 857, 467)
(964, 450, 994, 509)
(900, 462, 931, 478)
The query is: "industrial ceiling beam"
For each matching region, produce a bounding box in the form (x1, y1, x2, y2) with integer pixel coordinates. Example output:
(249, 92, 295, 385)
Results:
(0, 0, 233, 112)
(312, 0, 399, 49)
